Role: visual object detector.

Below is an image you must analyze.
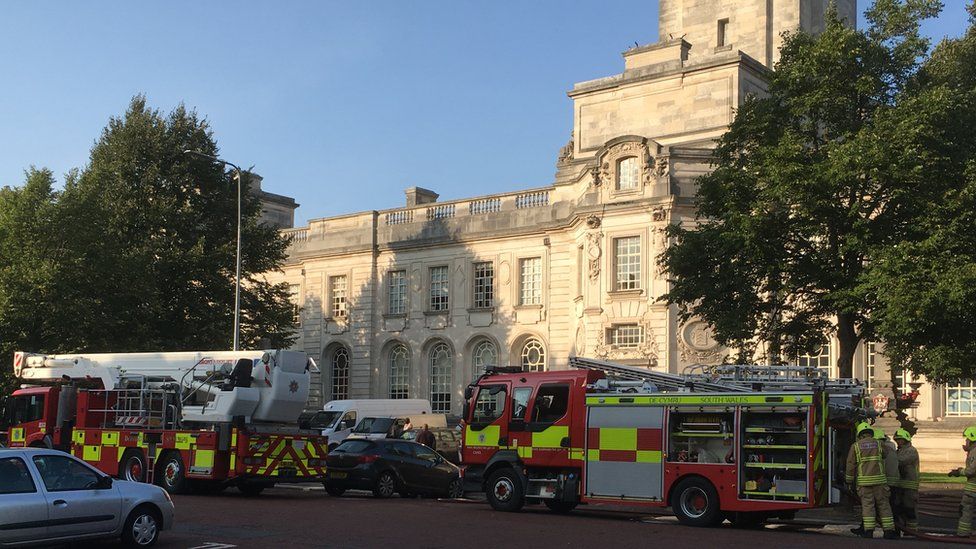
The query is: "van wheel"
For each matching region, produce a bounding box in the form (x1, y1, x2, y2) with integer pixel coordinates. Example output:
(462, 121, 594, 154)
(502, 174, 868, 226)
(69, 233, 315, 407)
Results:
(156, 453, 189, 495)
(119, 450, 147, 483)
(121, 505, 161, 547)
(486, 468, 524, 512)
(671, 477, 722, 527)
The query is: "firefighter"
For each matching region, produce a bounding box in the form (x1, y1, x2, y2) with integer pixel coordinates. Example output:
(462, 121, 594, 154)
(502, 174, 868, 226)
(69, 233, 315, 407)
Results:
(877, 428, 900, 532)
(847, 422, 897, 539)
(949, 426, 976, 537)
(892, 429, 919, 534)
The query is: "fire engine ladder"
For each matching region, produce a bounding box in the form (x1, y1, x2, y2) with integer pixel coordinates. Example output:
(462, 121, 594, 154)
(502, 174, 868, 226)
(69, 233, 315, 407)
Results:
(683, 363, 865, 394)
(568, 357, 751, 393)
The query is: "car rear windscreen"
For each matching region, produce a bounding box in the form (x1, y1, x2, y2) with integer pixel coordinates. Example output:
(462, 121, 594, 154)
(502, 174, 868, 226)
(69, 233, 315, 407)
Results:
(334, 440, 375, 453)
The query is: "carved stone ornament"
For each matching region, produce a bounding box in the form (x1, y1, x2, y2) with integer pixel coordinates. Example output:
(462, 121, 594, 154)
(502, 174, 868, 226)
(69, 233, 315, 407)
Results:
(678, 320, 723, 365)
(651, 207, 667, 222)
(585, 215, 602, 229)
(585, 231, 603, 281)
(655, 156, 670, 178)
(557, 131, 575, 165)
(597, 140, 652, 189)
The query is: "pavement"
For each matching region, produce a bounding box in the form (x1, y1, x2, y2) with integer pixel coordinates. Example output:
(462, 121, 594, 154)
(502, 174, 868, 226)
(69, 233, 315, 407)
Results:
(63, 483, 973, 548)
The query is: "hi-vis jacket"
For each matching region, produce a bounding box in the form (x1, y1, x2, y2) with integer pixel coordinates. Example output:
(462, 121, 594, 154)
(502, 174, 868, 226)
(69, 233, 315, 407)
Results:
(846, 437, 886, 487)
(882, 439, 899, 486)
(895, 444, 920, 491)
(965, 446, 976, 495)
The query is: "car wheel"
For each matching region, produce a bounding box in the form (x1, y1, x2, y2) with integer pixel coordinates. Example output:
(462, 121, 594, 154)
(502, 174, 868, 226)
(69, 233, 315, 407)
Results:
(486, 468, 524, 512)
(156, 453, 189, 495)
(238, 482, 266, 496)
(543, 500, 577, 513)
(447, 478, 464, 499)
(121, 505, 161, 547)
(324, 482, 346, 497)
(119, 450, 147, 483)
(373, 471, 397, 498)
(671, 477, 722, 527)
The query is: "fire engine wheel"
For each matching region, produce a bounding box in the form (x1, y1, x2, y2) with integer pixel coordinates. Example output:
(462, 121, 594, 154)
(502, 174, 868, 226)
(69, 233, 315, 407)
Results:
(486, 468, 525, 512)
(373, 471, 397, 498)
(119, 451, 147, 483)
(543, 500, 578, 514)
(156, 453, 189, 495)
(671, 477, 722, 527)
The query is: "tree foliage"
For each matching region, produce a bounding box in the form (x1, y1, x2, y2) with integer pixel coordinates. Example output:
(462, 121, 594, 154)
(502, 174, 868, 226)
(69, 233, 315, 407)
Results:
(869, 5, 976, 383)
(661, 1, 947, 377)
(0, 97, 297, 393)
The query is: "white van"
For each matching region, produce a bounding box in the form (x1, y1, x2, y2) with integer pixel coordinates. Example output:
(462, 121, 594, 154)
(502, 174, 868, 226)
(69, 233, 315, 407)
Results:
(300, 399, 433, 448)
(348, 414, 449, 441)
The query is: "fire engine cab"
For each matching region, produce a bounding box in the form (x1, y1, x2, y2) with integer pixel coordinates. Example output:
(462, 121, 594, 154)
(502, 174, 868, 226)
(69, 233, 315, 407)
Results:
(461, 357, 866, 526)
(3, 349, 329, 496)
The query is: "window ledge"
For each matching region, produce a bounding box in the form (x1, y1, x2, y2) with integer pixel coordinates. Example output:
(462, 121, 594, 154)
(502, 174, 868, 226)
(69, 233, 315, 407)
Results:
(607, 289, 644, 300)
(382, 313, 406, 319)
(467, 307, 495, 313)
(714, 44, 733, 53)
(424, 310, 449, 316)
(324, 316, 349, 322)
(514, 304, 544, 310)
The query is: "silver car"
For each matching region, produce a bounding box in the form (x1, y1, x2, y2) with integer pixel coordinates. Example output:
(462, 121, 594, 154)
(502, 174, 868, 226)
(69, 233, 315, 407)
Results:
(0, 448, 174, 547)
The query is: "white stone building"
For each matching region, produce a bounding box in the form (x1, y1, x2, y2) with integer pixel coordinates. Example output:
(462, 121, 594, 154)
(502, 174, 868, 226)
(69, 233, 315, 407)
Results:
(264, 0, 968, 470)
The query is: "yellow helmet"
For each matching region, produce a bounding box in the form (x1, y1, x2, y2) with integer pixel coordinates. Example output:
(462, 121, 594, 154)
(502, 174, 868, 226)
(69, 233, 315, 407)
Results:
(873, 428, 886, 440)
(894, 429, 912, 442)
(964, 426, 976, 442)
(856, 422, 873, 437)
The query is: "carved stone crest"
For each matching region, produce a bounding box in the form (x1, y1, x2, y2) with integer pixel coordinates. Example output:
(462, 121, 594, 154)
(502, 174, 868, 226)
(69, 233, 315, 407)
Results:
(678, 320, 723, 365)
(585, 215, 602, 229)
(654, 156, 670, 178)
(651, 207, 667, 222)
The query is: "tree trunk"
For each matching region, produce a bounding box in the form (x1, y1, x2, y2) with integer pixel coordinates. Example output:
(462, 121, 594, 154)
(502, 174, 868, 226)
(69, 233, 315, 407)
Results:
(835, 313, 859, 379)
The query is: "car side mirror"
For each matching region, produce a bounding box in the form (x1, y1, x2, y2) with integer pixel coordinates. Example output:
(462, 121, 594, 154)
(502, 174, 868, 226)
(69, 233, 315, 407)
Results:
(97, 476, 113, 489)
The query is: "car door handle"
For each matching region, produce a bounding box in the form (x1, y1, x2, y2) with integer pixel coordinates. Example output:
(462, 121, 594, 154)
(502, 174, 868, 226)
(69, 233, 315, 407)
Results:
(53, 500, 68, 507)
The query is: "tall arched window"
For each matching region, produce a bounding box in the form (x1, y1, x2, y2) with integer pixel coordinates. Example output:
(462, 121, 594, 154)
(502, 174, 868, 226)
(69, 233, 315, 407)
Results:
(429, 343, 453, 413)
(332, 347, 350, 400)
(389, 344, 409, 399)
(473, 340, 497, 377)
(521, 339, 546, 372)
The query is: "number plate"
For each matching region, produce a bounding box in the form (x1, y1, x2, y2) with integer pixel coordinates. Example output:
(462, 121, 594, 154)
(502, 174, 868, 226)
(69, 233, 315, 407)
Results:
(279, 467, 297, 477)
(329, 471, 347, 479)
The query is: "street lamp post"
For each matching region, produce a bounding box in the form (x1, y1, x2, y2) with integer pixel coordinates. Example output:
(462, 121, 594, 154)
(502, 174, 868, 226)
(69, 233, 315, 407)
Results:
(184, 150, 244, 351)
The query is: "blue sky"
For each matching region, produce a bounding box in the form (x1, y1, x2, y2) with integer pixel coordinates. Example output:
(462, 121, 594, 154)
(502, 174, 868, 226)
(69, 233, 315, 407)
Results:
(1, 1, 971, 226)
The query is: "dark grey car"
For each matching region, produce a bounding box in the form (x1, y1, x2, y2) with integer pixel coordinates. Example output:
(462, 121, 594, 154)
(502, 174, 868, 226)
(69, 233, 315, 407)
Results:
(0, 448, 174, 547)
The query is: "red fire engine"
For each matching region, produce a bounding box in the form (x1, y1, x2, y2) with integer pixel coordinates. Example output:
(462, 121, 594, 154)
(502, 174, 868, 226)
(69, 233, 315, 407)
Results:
(2, 349, 329, 495)
(461, 358, 865, 526)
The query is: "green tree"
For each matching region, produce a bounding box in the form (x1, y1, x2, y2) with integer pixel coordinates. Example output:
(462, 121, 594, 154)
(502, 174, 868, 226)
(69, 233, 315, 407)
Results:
(869, 5, 976, 383)
(0, 97, 296, 394)
(67, 96, 297, 352)
(660, 1, 946, 377)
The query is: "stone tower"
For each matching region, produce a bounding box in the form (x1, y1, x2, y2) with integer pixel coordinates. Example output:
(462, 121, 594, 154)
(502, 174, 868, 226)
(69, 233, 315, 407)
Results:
(658, 0, 857, 68)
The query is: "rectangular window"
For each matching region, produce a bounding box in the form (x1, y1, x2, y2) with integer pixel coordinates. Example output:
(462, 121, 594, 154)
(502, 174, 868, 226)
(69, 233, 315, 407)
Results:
(330, 275, 347, 318)
(865, 341, 877, 391)
(429, 266, 449, 311)
(717, 18, 729, 47)
(288, 284, 301, 323)
(614, 236, 642, 291)
(388, 270, 406, 315)
(519, 257, 542, 305)
(610, 324, 644, 348)
(947, 382, 976, 416)
(473, 262, 494, 309)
